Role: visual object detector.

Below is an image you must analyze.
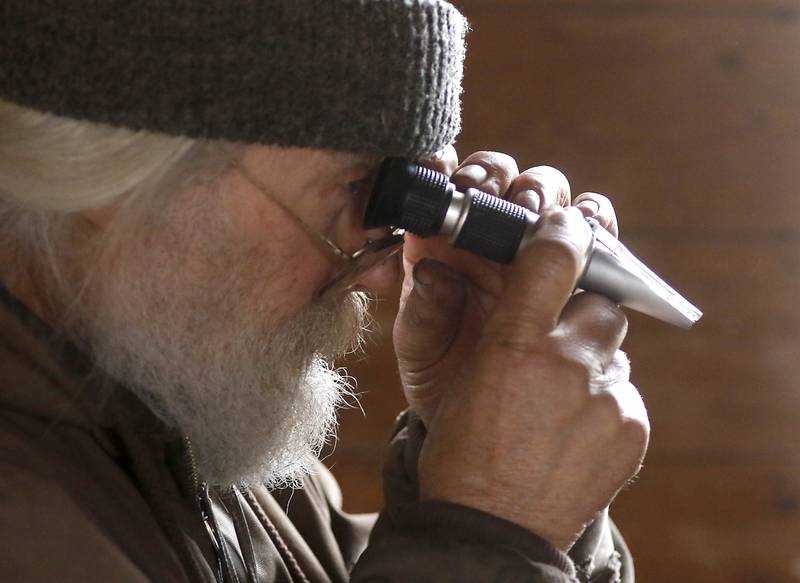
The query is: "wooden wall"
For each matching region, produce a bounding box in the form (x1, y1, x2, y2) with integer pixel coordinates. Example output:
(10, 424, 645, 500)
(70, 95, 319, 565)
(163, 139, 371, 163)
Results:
(328, 1, 800, 580)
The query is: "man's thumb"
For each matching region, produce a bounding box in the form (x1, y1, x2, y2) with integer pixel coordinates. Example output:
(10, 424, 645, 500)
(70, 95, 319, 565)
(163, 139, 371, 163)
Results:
(394, 258, 467, 369)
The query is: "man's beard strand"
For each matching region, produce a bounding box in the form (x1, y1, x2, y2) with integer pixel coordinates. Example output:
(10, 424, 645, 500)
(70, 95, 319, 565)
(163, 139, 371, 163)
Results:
(80, 208, 372, 488)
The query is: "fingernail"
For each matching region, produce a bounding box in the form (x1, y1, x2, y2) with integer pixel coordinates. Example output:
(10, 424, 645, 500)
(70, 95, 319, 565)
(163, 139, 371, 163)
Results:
(517, 189, 541, 213)
(576, 200, 600, 217)
(453, 164, 488, 185)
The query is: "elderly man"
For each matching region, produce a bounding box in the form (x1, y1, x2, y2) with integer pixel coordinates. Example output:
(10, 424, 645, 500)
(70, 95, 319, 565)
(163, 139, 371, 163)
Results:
(0, 1, 648, 582)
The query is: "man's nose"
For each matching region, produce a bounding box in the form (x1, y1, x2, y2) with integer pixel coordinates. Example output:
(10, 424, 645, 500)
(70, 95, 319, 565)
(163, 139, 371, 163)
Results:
(345, 224, 403, 295)
(351, 251, 402, 296)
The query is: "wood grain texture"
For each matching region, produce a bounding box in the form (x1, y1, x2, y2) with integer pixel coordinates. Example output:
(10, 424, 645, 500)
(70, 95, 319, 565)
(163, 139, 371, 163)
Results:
(327, 1, 800, 580)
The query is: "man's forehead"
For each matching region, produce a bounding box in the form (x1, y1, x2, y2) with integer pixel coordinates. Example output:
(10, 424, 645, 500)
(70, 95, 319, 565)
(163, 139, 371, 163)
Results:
(241, 146, 380, 186)
(305, 150, 380, 178)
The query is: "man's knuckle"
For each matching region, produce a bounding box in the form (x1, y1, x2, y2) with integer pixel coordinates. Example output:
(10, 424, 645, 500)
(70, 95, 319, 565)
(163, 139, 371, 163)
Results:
(465, 149, 496, 161)
(463, 151, 519, 176)
(529, 237, 583, 276)
(480, 335, 590, 385)
(545, 205, 586, 231)
(538, 165, 569, 184)
(604, 303, 628, 331)
(492, 151, 519, 172)
(618, 417, 650, 448)
(570, 293, 626, 329)
(536, 346, 593, 395)
(542, 206, 570, 227)
(588, 392, 625, 426)
(589, 300, 629, 339)
(516, 168, 546, 185)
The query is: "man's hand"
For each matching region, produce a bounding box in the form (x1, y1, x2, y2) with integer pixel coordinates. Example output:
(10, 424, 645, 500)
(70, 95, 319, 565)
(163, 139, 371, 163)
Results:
(392, 149, 649, 549)
(395, 148, 619, 424)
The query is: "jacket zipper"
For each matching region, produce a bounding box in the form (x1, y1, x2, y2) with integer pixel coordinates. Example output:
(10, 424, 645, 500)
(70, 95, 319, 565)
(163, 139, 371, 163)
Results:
(184, 436, 225, 581)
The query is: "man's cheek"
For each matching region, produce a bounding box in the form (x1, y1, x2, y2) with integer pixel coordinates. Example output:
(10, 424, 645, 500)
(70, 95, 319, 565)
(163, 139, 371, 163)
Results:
(245, 244, 332, 313)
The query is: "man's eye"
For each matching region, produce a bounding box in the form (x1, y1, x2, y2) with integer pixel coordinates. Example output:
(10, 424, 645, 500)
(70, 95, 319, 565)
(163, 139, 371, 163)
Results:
(345, 178, 371, 196)
(344, 177, 375, 215)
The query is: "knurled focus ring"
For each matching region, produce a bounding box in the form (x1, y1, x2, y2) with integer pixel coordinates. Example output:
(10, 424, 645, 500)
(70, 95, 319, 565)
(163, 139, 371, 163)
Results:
(453, 190, 528, 264)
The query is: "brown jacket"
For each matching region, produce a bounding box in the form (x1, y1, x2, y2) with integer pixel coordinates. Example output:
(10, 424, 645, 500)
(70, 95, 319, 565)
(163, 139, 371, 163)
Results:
(0, 288, 633, 582)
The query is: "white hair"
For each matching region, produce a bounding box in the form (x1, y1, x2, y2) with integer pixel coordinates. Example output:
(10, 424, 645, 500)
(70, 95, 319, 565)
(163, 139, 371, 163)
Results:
(0, 98, 242, 299)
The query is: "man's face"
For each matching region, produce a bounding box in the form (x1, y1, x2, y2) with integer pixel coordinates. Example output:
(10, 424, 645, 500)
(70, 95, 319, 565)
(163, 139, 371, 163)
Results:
(80, 145, 399, 487)
(222, 146, 399, 312)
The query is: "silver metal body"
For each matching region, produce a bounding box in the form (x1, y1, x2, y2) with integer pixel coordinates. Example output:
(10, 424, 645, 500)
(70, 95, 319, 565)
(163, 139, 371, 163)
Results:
(442, 188, 703, 328)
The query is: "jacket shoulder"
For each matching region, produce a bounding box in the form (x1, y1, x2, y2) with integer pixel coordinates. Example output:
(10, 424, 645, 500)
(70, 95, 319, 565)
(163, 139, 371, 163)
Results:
(0, 464, 150, 583)
(0, 412, 189, 583)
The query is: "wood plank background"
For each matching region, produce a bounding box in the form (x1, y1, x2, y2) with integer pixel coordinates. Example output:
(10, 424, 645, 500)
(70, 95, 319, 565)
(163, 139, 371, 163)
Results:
(327, 1, 800, 580)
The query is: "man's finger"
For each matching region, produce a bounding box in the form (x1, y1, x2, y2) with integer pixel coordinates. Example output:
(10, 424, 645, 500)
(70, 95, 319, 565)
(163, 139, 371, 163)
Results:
(419, 144, 459, 176)
(559, 292, 628, 367)
(397, 259, 467, 348)
(451, 151, 519, 197)
(395, 259, 468, 379)
(508, 166, 572, 214)
(574, 192, 618, 238)
(485, 207, 594, 339)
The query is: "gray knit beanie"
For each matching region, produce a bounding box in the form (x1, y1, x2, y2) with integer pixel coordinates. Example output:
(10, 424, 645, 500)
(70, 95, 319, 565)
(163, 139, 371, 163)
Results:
(0, 0, 467, 159)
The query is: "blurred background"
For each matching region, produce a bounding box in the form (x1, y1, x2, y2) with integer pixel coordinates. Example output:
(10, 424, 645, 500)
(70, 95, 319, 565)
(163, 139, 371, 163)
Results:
(328, 1, 800, 581)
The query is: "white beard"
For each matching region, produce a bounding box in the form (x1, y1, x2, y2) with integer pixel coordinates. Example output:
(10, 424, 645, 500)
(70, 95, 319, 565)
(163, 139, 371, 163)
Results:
(78, 192, 371, 488)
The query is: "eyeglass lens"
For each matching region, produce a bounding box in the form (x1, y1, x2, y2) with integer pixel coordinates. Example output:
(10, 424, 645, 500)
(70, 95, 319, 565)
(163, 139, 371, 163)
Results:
(317, 230, 405, 296)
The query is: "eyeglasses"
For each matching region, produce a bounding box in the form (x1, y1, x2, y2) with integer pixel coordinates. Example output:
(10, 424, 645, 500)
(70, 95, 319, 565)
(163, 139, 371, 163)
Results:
(233, 162, 405, 297)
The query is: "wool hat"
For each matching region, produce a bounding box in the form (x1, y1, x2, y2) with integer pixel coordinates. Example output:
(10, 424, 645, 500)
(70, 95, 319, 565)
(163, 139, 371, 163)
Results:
(0, 0, 467, 159)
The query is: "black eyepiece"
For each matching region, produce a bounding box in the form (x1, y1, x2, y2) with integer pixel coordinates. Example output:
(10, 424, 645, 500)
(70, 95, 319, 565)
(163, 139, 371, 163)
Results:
(364, 158, 452, 237)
